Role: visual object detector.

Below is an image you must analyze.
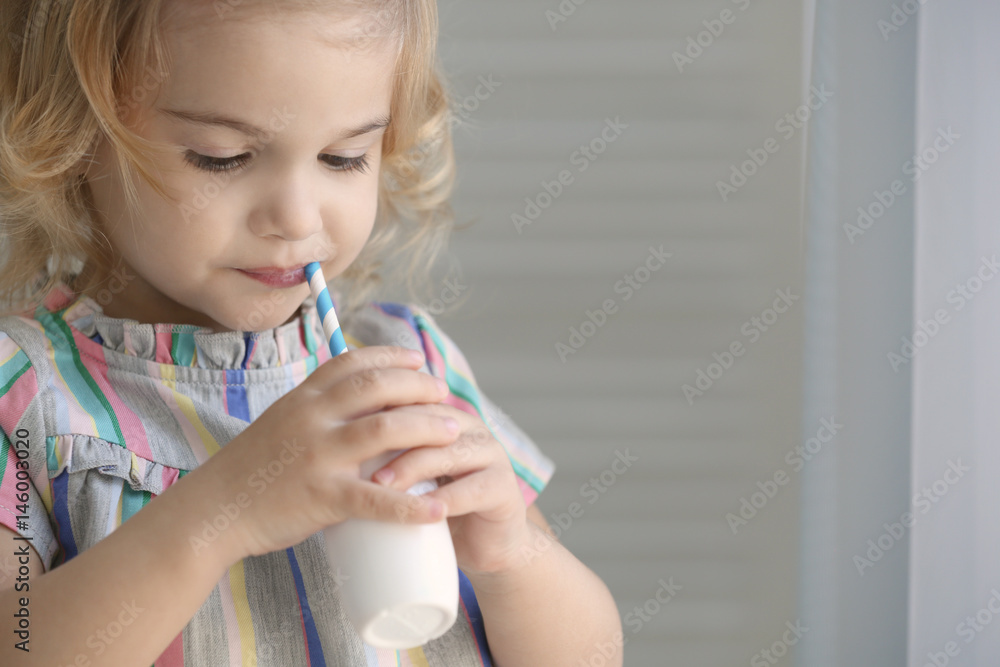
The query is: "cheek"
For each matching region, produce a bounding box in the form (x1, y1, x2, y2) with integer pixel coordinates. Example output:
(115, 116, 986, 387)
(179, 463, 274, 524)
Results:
(132, 164, 241, 242)
(120, 189, 201, 249)
(342, 172, 382, 235)
(359, 182, 380, 227)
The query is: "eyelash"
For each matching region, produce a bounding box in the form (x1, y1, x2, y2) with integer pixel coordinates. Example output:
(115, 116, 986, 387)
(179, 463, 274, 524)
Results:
(183, 151, 371, 175)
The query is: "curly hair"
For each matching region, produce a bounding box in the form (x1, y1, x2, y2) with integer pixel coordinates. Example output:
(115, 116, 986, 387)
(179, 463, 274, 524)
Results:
(0, 0, 464, 323)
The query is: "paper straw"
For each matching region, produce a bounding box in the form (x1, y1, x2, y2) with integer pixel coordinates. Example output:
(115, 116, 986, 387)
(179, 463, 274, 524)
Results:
(305, 262, 348, 356)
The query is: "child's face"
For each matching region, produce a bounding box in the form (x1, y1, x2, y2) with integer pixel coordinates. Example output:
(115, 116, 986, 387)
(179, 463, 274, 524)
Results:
(82, 2, 397, 332)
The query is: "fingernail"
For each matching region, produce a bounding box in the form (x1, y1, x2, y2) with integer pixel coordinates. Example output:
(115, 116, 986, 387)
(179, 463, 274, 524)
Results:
(408, 349, 424, 363)
(444, 418, 460, 433)
(435, 378, 449, 393)
(373, 468, 394, 485)
(427, 499, 445, 519)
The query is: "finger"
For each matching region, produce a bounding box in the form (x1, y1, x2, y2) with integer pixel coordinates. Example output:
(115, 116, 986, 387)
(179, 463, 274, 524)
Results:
(336, 409, 460, 463)
(335, 478, 447, 524)
(372, 434, 497, 492)
(380, 403, 456, 418)
(422, 468, 517, 520)
(329, 367, 451, 421)
(309, 345, 426, 391)
(383, 404, 492, 439)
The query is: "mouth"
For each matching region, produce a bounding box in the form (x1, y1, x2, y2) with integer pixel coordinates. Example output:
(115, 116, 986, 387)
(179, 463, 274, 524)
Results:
(236, 264, 309, 288)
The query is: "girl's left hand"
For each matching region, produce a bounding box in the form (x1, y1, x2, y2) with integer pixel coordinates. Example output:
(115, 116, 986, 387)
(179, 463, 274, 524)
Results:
(368, 402, 530, 576)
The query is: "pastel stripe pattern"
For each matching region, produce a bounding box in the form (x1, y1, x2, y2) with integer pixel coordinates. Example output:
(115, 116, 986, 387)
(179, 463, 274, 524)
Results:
(382, 304, 555, 505)
(0, 281, 555, 666)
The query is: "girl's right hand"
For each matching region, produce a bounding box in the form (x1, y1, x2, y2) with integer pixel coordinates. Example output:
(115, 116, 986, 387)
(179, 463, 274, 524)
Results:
(184, 345, 460, 562)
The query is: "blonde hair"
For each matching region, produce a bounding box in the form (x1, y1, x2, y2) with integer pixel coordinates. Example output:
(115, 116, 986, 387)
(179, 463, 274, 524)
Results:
(0, 0, 465, 323)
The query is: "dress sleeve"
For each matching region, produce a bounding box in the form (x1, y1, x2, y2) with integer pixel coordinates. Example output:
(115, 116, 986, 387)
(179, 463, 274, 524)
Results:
(0, 331, 59, 571)
(408, 305, 556, 507)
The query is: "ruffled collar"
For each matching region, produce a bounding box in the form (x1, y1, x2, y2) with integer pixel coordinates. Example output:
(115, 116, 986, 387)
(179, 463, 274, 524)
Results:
(46, 281, 338, 370)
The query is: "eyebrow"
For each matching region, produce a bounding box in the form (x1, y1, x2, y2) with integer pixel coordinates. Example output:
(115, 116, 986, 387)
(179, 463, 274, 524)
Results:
(158, 108, 391, 141)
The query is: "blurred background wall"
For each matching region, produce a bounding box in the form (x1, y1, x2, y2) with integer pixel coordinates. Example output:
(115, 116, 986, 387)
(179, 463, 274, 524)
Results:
(403, 1, 1000, 665)
(383, 1, 811, 663)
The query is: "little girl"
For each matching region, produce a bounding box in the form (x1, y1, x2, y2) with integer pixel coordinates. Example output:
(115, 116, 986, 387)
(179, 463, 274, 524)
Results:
(0, 0, 622, 665)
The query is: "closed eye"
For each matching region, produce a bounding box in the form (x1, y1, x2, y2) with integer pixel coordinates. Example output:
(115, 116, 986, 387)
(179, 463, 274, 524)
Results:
(183, 151, 371, 175)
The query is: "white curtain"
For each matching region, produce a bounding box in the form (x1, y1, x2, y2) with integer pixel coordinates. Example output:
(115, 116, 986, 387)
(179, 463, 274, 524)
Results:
(798, 0, 1000, 664)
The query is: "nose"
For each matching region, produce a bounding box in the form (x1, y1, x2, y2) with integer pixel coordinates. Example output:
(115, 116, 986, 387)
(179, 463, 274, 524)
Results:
(247, 165, 324, 241)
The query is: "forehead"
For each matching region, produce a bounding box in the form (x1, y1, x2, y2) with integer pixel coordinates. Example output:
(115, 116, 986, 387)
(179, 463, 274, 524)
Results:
(130, 6, 399, 149)
(149, 1, 401, 108)
(159, 0, 402, 47)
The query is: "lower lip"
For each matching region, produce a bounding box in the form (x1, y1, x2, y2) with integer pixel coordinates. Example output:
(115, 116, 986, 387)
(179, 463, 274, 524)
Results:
(237, 268, 306, 288)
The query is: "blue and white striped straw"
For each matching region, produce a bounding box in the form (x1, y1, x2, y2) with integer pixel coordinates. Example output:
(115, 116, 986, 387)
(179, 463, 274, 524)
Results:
(305, 262, 348, 356)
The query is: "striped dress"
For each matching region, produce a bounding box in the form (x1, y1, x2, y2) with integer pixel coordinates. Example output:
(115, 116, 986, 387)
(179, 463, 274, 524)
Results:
(0, 280, 555, 666)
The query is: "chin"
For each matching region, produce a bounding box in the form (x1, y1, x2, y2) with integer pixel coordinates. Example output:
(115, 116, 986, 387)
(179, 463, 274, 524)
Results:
(227, 299, 304, 332)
